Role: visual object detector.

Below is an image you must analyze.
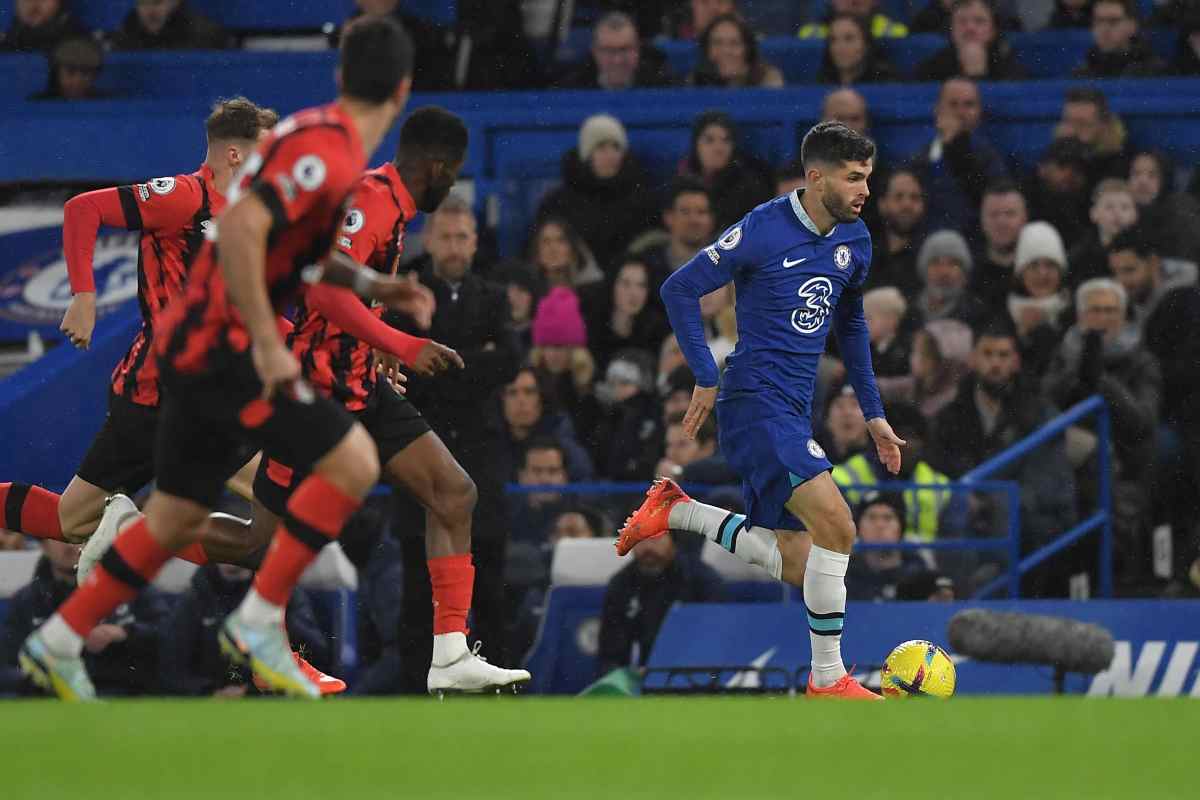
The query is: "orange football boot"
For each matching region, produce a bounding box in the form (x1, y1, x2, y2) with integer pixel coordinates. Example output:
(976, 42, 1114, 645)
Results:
(806, 671, 882, 700)
(616, 478, 690, 556)
(254, 653, 346, 696)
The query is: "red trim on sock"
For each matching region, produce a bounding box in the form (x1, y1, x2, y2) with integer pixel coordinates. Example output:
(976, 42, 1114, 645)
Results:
(58, 519, 173, 636)
(428, 554, 474, 635)
(177, 542, 209, 566)
(252, 527, 313, 606)
(287, 474, 360, 537)
(0, 483, 62, 540)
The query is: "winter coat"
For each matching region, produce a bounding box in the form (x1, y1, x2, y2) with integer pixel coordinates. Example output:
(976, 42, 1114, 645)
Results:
(1, 8, 86, 52)
(110, 3, 229, 50)
(1073, 37, 1167, 79)
(555, 46, 676, 89)
(914, 131, 1009, 235)
(914, 40, 1029, 82)
(846, 550, 929, 601)
(591, 390, 663, 481)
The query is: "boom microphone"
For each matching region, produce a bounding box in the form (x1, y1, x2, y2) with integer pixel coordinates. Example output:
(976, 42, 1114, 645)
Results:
(948, 608, 1115, 676)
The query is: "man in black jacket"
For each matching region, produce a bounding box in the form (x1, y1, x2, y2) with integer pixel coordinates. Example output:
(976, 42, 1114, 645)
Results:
(0, 540, 165, 696)
(555, 11, 675, 90)
(391, 195, 521, 692)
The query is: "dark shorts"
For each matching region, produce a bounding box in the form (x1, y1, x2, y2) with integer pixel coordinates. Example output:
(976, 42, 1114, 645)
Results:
(76, 392, 160, 494)
(155, 350, 358, 509)
(716, 391, 832, 531)
(252, 382, 430, 517)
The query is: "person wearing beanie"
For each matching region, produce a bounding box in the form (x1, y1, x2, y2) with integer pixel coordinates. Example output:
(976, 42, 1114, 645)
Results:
(845, 490, 927, 601)
(30, 37, 108, 101)
(914, 229, 991, 330)
(531, 287, 600, 447)
(1008, 221, 1073, 377)
(534, 113, 656, 269)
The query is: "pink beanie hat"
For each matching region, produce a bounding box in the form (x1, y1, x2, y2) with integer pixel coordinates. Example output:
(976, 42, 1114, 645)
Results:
(531, 286, 588, 347)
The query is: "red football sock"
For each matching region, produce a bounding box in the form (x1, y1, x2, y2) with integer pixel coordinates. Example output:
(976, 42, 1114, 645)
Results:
(253, 475, 359, 606)
(0, 482, 63, 540)
(429, 553, 474, 635)
(58, 518, 174, 636)
(176, 542, 209, 566)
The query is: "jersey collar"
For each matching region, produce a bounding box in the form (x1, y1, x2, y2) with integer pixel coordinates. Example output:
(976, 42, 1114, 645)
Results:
(380, 162, 418, 222)
(790, 189, 838, 238)
(197, 163, 220, 201)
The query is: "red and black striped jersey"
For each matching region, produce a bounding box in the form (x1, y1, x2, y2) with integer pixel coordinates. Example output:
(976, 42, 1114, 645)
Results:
(157, 103, 365, 377)
(288, 163, 418, 410)
(62, 165, 220, 406)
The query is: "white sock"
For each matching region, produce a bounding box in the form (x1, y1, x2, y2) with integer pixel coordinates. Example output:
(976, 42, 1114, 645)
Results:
(804, 544, 850, 688)
(237, 587, 285, 626)
(432, 631, 468, 666)
(668, 500, 783, 580)
(40, 613, 84, 658)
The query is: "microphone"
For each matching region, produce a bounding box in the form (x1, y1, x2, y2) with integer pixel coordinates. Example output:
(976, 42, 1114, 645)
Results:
(948, 609, 1115, 685)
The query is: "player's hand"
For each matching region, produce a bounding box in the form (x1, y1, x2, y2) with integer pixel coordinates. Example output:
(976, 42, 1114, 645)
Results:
(84, 624, 127, 654)
(60, 292, 96, 349)
(682, 385, 717, 440)
(867, 417, 907, 476)
(251, 339, 301, 401)
(409, 341, 464, 376)
(373, 350, 409, 394)
(376, 272, 435, 330)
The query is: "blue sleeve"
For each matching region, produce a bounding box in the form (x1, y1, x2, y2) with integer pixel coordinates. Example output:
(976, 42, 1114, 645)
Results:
(660, 222, 745, 388)
(833, 243, 884, 421)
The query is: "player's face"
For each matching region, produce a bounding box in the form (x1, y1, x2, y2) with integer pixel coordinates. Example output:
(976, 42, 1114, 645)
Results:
(818, 159, 872, 223)
(1128, 155, 1161, 206)
(593, 24, 639, 88)
(981, 192, 1027, 249)
(696, 124, 734, 174)
(1091, 191, 1137, 237)
(828, 18, 866, 72)
(1080, 288, 1125, 341)
(879, 173, 925, 234)
(858, 506, 902, 544)
(426, 210, 477, 283)
(665, 192, 714, 248)
(613, 262, 649, 316)
(420, 158, 464, 213)
(1020, 259, 1063, 298)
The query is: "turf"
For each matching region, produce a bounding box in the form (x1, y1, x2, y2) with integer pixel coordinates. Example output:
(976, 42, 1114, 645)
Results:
(5, 696, 1192, 799)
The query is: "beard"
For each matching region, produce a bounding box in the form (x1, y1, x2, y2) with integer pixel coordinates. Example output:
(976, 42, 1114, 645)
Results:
(822, 190, 860, 223)
(418, 183, 452, 213)
(977, 374, 1014, 400)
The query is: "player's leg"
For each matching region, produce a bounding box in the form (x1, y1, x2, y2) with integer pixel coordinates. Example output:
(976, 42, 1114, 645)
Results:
(0, 480, 68, 541)
(785, 472, 877, 698)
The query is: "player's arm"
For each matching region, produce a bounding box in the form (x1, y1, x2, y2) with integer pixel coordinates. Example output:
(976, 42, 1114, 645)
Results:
(660, 229, 740, 437)
(305, 250, 436, 330)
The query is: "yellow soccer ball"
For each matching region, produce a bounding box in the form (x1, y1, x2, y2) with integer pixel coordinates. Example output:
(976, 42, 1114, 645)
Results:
(880, 640, 956, 699)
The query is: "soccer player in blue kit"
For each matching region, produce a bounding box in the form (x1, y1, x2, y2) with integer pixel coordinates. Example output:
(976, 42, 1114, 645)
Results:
(617, 122, 904, 699)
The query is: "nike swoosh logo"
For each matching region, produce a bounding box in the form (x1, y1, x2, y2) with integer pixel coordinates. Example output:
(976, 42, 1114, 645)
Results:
(783, 257, 808, 268)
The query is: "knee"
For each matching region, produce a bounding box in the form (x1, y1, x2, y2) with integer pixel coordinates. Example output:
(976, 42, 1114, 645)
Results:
(812, 507, 856, 554)
(321, 424, 380, 497)
(435, 469, 477, 523)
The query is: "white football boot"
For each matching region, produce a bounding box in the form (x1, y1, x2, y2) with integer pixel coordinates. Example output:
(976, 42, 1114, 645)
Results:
(76, 493, 140, 584)
(427, 632, 531, 697)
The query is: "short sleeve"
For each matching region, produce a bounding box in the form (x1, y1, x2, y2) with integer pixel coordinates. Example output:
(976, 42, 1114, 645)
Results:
(335, 182, 389, 266)
(246, 128, 359, 233)
(119, 175, 203, 232)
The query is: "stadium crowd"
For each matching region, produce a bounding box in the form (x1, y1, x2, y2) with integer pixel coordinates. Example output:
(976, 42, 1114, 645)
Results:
(2, 0, 1200, 692)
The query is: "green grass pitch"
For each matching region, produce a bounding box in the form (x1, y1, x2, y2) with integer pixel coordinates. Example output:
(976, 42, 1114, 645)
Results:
(4, 697, 1193, 799)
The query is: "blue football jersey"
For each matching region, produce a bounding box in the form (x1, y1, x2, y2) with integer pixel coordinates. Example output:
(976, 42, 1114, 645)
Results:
(661, 190, 884, 421)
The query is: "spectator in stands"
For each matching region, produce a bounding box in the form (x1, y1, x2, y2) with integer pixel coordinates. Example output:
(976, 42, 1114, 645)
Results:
(928, 324, 1077, 565)
(879, 318, 974, 423)
(910, 0, 1023, 34)
(775, 159, 806, 196)
(1024, 137, 1092, 248)
(501, 367, 594, 483)
(689, 13, 785, 88)
(1068, 178, 1138, 287)
(1056, 88, 1131, 192)
(867, 168, 926, 297)
(509, 436, 576, 544)
(535, 114, 657, 270)
(1044, 278, 1160, 582)
(110, 0, 229, 50)
(597, 531, 724, 676)
(820, 88, 871, 137)
(530, 286, 600, 442)
(656, 333, 688, 396)
(493, 259, 542, 360)
(680, 110, 774, 233)
(699, 281, 738, 369)
(1, 0, 85, 52)
(656, 410, 719, 481)
(660, 363, 695, 424)
(1048, 0, 1095, 29)
(971, 180, 1028, 309)
(1073, 0, 1166, 78)
(915, 78, 1008, 235)
(845, 493, 928, 601)
(835, 404, 951, 542)
(896, 569, 957, 600)
(158, 562, 330, 696)
(591, 349, 662, 481)
(337, 0, 455, 91)
(639, 178, 715, 281)
(816, 13, 900, 85)
(1, 539, 166, 696)
(29, 36, 108, 100)
(1008, 222, 1073, 379)
(863, 287, 912, 378)
(455, 0, 541, 90)
(671, 0, 737, 40)
(800, 0, 908, 38)
(528, 216, 604, 289)
(1169, 10, 1200, 75)
(915, 0, 1028, 81)
(557, 11, 675, 89)
(1127, 150, 1200, 264)
(820, 385, 871, 463)
(914, 230, 992, 330)
(585, 256, 671, 372)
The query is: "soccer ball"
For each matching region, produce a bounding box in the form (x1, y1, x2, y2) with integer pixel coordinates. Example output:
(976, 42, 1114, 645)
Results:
(880, 640, 956, 699)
